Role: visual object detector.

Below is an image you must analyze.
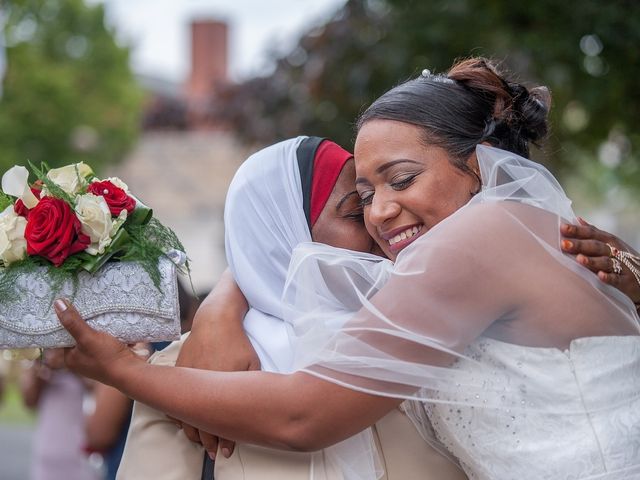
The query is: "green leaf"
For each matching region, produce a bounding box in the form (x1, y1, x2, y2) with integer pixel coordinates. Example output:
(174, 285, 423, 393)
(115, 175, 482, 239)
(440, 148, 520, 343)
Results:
(0, 192, 13, 212)
(127, 195, 153, 225)
(80, 228, 131, 274)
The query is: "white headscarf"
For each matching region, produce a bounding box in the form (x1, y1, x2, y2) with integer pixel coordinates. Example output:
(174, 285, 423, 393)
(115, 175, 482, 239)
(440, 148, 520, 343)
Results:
(224, 137, 310, 373)
(225, 137, 383, 480)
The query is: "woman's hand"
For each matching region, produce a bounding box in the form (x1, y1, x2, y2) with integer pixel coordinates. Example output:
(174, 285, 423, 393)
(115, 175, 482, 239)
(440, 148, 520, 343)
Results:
(19, 349, 67, 409)
(561, 218, 640, 305)
(174, 305, 260, 459)
(54, 299, 144, 385)
(171, 269, 256, 459)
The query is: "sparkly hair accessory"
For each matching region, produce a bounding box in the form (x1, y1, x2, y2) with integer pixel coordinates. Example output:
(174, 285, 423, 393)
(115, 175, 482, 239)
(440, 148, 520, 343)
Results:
(420, 67, 455, 84)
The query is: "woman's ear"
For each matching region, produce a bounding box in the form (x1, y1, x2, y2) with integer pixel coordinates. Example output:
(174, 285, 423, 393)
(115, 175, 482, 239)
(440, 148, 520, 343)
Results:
(466, 150, 482, 195)
(467, 150, 481, 177)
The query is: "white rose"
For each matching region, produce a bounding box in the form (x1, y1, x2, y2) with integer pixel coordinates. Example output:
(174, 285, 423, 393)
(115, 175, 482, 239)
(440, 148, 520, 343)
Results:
(92, 176, 130, 193)
(75, 194, 120, 255)
(0, 205, 27, 266)
(45, 162, 93, 196)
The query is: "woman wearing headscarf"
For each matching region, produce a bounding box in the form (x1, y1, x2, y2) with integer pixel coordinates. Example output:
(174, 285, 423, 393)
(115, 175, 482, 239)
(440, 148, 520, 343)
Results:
(117, 136, 466, 480)
(59, 58, 640, 479)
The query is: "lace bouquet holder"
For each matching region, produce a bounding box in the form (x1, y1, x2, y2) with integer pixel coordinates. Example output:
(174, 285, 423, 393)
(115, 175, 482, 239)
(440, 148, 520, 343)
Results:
(0, 257, 180, 349)
(0, 161, 185, 349)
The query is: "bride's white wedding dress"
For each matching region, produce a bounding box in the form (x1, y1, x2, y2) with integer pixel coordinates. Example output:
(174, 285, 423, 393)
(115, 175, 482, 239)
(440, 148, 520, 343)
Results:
(423, 336, 640, 479)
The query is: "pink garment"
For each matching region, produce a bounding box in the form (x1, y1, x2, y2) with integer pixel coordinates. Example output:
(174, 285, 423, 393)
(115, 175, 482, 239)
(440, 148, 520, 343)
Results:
(30, 370, 99, 480)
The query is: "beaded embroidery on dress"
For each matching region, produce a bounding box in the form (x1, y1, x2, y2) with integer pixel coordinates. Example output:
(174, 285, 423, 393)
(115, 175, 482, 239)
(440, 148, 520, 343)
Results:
(421, 336, 640, 479)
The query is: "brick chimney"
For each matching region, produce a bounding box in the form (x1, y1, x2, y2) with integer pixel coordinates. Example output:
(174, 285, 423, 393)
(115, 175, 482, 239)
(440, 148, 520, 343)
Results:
(186, 20, 228, 104)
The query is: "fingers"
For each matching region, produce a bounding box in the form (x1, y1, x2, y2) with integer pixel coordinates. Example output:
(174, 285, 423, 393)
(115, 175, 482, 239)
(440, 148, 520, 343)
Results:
(597, 270, 623, 288)
(561, 238, 611, 258)
(218, 437, 236, 458)
(576, 254, 617, 274)
(181, 423, 202, 445)
(54, 299, 92, 345)
(561, 222, 610, 242)
(199, 431, 220, 460)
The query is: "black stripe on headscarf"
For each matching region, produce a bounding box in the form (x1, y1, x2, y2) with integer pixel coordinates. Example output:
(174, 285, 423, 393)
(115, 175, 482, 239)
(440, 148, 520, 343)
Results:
(296, 136, 325, 231)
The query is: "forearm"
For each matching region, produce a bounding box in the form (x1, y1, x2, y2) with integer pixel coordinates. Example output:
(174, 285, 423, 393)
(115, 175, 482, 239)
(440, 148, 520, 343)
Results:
(85, 384, 132, 450)
(177, 267, 260, 373)
(185, 268, 250, 349)
(111, 360, 398, 451)
(195, 268, 248, 327)
(20, 368, 46, 409)
(57, 292, 399, 452)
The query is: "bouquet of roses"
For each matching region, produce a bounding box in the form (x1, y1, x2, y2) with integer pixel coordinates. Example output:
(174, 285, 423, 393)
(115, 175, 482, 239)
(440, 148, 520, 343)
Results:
(0, 162, 187, 348)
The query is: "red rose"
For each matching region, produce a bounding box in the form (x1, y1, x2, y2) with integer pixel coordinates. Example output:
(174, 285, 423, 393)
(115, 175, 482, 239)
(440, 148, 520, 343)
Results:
(25, 197, 90, 266)
(87, 180, 136, 216)
(14, 187, 42, 218)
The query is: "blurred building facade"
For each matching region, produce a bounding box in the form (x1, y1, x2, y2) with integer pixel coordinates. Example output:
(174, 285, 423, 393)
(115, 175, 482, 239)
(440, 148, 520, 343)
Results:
(108, 20, 252, 292)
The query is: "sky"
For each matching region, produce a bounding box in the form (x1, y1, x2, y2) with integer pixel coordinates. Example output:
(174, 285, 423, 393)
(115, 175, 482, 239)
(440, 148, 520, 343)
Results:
(99, 0, 348, 83)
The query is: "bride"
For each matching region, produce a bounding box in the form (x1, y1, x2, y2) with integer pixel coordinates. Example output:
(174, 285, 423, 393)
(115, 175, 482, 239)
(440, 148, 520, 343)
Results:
(56, 57, 640, 479)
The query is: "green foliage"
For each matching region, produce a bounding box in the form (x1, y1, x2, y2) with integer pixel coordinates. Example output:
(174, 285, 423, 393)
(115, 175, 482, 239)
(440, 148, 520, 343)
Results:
(0, 191, 12, 211)
(0, 162, 189, 305)
(120, 217, 190, 291)
(219, 0, 640, 195)
(0, 0, 143, 174)
(0, 215, 188, 306)
(0, 254, 82, 306)
(28, 160, 75, 205)
(382, 0, 640, 191)
(0, 382, 35, 425)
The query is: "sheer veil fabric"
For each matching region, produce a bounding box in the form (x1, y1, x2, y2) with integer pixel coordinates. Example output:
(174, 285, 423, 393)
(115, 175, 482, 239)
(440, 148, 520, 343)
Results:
(283, 145, 640, 476)
(224, 137, 383, 480)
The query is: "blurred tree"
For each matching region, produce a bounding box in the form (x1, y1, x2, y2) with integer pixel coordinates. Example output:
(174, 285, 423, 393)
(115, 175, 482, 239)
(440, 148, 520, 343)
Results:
(0, 0, 143, 173)
(218, 0, 640, 195)
(216, 1, 394, 149)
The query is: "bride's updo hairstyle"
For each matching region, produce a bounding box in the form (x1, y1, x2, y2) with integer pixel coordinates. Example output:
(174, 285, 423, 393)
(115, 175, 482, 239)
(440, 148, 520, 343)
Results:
(356, 57, 550, 172)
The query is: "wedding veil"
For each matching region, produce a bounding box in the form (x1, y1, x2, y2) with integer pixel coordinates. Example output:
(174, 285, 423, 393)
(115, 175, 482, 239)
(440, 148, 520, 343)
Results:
(283, 144, 639, 412)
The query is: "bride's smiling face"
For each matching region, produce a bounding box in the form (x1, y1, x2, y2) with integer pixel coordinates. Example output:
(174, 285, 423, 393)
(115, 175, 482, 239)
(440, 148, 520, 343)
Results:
(354, 119, 479, 260)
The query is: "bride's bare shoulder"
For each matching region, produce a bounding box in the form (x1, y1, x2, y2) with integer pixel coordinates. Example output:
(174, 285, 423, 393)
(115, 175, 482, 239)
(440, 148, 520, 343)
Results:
(415, 201, 559, 256)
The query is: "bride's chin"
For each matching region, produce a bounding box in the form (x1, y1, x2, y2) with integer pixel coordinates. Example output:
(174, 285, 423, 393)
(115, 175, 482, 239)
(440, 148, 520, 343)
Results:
(370, 242, 387, 258)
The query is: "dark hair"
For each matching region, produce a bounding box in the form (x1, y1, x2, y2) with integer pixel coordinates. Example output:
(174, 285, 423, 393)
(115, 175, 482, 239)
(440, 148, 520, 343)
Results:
(357, 57, 550, 173)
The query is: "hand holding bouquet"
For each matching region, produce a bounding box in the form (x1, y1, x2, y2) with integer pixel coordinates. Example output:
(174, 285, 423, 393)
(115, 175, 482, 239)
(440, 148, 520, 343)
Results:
(0, 162, 187, 348)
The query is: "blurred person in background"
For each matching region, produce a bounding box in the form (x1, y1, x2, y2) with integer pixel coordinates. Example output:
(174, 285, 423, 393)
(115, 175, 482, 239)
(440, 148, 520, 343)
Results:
(20, 348, 100, 480)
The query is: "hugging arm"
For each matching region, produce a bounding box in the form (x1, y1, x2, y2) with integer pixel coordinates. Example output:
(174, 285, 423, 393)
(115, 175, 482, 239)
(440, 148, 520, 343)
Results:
(57, 299, 399, 451)
(177, 269, 255, 374)
(57, 205, 529, 451)
(173, 268, 259, 455)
